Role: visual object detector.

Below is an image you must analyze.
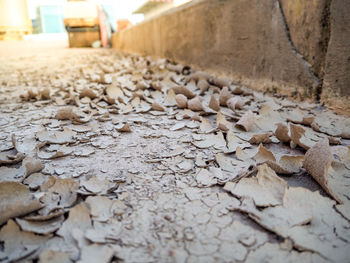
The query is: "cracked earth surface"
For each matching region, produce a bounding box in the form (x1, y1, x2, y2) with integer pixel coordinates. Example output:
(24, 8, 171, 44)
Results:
(0, 46, 350, 263)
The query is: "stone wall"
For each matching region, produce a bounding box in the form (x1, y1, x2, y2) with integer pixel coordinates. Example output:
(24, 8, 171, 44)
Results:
(112, 0, 350, 114)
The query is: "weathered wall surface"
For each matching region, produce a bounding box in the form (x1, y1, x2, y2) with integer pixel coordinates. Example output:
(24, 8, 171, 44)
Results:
(112, 0, 350, 113)
(321, 0, 350, 113)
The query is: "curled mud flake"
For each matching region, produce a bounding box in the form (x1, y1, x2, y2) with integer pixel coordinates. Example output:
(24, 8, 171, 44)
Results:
(209, 76, 231, 88)
(219, 86, 232, 106)
(170, 122, 185, 131)
(208, 95, 220, 111)
(236, 147, 258, 161)
(224, 130, 251, 153)
(85, 196, 126, 222)
(175, 94, 187, 109)
(135, 81, 148, 91)
(23, 173, 49, 190)
(195, 169, 217, 187)
(303, 138, 342, 203)
(275, 123, 291, 143)
(38, 145, 73, 159)
(224, 164, 287, 207)
(248, 132, 272, 144)
(227, 96, 245, 111)
(115, 122, 131, 132)
(39, 87, 51, 100)
(172, 86, 195, 99)
(55, 107, 90, 123)
(77, 244, 114, 263)
(236, 110, 255, 132)
(254, 144, 303, 175)
(36, 128, 76, 144)
(167, 63, 184, 74)
(216, 111, 232, 131)
(164, 88, 177, 106)
(244, 242, 325, 263)
(215, 153, 247, 175)
(150, 81, 163, 91)
(151, 102, 165, 111)
(0, 219, 50, 262)
(46, 178, 79, 208)
(0, 182, 42, 225)
(79, 87, 98, 99)
(80, 176, 116, 195)
(253, 144, 276, 163)
(38, 250, 72, 263)
(0, 152, 24, 165)
(105, 85, 125, 104)
(199, 117, 215, 134)
(187, 97, 204, 111)
(15, 215, 64, 235)
(270, 155, 304, 175)
(57, 204, 92, 244)
(198, 79, 209, 95)
(20, 156, 45, 177)
(191, 71, 211, 83)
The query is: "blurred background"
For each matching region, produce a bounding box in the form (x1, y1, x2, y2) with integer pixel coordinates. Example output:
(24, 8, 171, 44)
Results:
(0, 0, 192, 48)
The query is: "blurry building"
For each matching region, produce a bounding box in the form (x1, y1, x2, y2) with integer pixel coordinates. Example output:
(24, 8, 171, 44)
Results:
(0, 0, 32, 39)
(133, 0, 192, 21)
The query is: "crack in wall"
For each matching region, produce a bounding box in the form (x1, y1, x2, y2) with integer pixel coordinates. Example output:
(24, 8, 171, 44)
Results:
(276, 0, 323, 100)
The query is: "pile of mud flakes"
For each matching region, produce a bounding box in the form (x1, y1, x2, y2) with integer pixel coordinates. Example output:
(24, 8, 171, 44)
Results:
(0, 51, 350, 263)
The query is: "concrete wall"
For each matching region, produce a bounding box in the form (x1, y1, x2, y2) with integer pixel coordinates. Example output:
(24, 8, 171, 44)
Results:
(112, 0, 350, 114)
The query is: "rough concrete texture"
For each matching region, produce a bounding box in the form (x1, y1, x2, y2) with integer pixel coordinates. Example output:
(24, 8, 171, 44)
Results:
(112, 0, 350, 114)
(279, 0, 331, 80)
(321, 0, 350, 114)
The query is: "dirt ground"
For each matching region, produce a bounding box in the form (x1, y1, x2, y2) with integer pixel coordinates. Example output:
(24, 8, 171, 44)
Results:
(0, 41, 350, 263)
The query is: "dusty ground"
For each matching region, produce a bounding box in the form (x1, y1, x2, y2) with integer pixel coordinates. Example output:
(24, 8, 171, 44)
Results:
(0, 41, 350, 263)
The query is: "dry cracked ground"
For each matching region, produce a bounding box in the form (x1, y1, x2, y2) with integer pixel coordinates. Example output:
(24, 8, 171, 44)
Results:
(0, 46, 350, 263)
